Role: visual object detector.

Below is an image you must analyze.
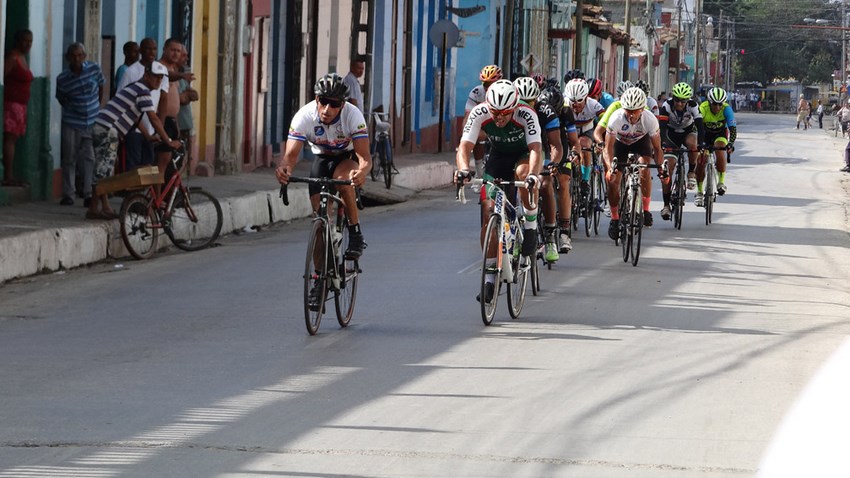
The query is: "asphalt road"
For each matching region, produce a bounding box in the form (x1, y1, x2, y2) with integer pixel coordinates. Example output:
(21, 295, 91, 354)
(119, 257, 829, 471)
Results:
(1, 112, 849, 477)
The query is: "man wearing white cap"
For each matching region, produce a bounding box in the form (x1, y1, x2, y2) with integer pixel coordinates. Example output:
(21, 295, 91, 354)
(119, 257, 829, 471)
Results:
(86, 62, 181, 220)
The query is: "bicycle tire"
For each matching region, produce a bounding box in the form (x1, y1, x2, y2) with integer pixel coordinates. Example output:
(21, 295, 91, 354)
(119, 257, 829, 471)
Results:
(630, 186, 643, 267)
(705, 158, 715, 226)
(571, 178, 581, 232)
(370, 138, 381, 181)
(120, 192, 160, 260)
(382, 140, 392, 189)
(334, 218, 358, 327)
(480, 214, 502, 325)
(304, 220, 328, 335)
(507, 252, 529, 319)
(590, 168, 600, 235)
(673, 159, 685, 230)
(531, 223, 543, 295)
(164, 188, 223, 251)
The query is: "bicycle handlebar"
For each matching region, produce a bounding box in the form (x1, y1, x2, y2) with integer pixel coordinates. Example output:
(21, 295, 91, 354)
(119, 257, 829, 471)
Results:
(279, 176, 363, 210)
(662, 147, 698, 154)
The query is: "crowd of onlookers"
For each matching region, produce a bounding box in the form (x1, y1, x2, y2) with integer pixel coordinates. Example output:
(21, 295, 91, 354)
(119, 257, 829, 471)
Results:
(2, 29, 199, 218)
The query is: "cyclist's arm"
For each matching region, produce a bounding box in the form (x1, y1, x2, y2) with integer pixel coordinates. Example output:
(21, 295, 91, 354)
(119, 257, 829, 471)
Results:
(593, 123, 606, 145)
(456, 139, 475, 173)
(276, 138, 304, 184)
(350, 136, 372, 187)
(728, 125, 737, 145)
(650, 132, 664, 168)
(603, 130, 616, 174)
(546, 130, 563, 165)
(657, 116, 672, 148)
(695, 117, 705, 147)
(145, 110, 181, 149)
(528, 141, 543, 176)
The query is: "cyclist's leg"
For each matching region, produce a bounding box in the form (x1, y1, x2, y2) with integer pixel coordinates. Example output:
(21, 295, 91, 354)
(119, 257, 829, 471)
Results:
(634, 137, 655, 226)
(555, 162, 573, 251)
(330, 155, 367, 257)
(578, 134, 593, 192)
(714, 136, 729, 193)
(514, 156, 539, 256)
(607, 141, 628, 239)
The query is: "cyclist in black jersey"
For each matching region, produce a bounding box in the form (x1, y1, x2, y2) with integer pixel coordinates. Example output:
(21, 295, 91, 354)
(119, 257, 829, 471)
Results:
(657, 82, 704, 220)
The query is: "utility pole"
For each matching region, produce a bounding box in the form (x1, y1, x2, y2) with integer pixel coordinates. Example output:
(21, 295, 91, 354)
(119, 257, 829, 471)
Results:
(694, 0, 702, 91)
(646, 0, 654, 92)
(575, 0, 584, 70)
(715, 9, 723, 87)
(503, 0, 515, 76)
(843, 0, 847, 104)
(675, 0, 683, 81)
(623, 0, 632, 81)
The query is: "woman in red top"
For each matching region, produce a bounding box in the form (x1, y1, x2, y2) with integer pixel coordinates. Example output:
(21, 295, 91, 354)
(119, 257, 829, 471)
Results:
(3, 29, 33, 187)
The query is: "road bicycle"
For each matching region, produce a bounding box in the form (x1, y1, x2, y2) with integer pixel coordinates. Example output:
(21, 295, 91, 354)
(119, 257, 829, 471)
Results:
(458, 177, 534, 325)
(700, 145, 730, 226)
(583, 144, 607, 236)
(531, 168, 557, 295)
(369, 112, 396, 189)
(664, 146, 696, 230)
(281, 177, 363, 335)
(119, 144, 223, 260)
(614, 154, 653, 267)
(569, 152, 585, 237)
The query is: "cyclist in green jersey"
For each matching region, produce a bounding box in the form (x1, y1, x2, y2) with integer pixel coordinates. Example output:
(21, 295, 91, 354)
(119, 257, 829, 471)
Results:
(695, 87, 736, 206)
(457, 79, 543, 303)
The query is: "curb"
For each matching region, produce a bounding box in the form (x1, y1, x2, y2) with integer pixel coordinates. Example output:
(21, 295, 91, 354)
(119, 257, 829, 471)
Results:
(0, 161, 455, 284)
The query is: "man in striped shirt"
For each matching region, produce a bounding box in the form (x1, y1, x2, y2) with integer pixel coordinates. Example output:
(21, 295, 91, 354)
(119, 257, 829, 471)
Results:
(86, 61, 181, 220)
(55, 43, 104, 206)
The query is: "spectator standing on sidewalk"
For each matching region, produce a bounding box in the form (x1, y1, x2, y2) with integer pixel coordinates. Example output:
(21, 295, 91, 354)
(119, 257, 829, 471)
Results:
(113, 41, 139, 93)
(796, 95, 809, 130)
(155, 39, 193, 181)
(2, 29, 33, 187)
(87, 62, 181, 220)
(817, 102, 824, 129)
(116, 38, 163, 170)
(177, 45, 198, 173)
(55, 42, 104, 206)
(343, 56, 365, 113)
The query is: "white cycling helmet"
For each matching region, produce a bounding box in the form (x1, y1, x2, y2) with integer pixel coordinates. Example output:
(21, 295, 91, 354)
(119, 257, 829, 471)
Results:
(513, 77, 540, 102)
(563, 78, 589, 102)
(486, 79, 519, 111)
(619, 86, 647, 110)
(616, 80, 634, 98)
(707, 87, 728, 104)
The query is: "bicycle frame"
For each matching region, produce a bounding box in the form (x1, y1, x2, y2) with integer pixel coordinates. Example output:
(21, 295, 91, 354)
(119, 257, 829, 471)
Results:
(615, 154, 651, 266)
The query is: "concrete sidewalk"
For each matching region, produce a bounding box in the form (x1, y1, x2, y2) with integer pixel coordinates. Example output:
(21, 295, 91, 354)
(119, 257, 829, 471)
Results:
(0, 152, 456, 284)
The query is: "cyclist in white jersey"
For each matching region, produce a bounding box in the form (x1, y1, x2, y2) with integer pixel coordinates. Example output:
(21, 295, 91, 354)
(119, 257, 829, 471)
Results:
(603, 87, 664, 240)
(276, 73, 371, 259)
(635, 80, 659, 115)
(463, 65, 503, 183)
(563, 79, 605, 195)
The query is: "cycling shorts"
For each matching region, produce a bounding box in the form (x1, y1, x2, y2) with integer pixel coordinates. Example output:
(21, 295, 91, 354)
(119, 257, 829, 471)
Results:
(705, 131, 729, 147)
(612, 136, 653, 170)
(309, 152, 356, 196)
(667, 125, 697, 149)
(480, 149, 528, 201)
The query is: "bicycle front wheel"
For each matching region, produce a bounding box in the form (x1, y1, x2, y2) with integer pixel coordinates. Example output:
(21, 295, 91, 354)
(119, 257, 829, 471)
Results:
(304, 220, 329, 335)
(507, 252, 529, 319)
(630, 188, 643, 267)
(480, 214, 502, 325)
(334, 219, 358, 328)
(120, 192, 160, 260)
(165, 188, 223, 251)
(673, 165, 685, 230)
(705, 165, 715, 226)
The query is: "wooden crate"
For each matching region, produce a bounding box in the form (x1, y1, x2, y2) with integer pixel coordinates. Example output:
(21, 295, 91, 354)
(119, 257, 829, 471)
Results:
(95, 166, 162, 195)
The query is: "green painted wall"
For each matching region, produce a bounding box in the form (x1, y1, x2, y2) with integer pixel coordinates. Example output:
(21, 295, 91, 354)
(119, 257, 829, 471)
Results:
(17, 78, 52, 199)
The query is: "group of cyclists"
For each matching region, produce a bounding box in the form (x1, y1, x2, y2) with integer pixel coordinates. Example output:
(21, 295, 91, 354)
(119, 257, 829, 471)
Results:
(455, 65, 737, 300)
(272, 66, 737, 309)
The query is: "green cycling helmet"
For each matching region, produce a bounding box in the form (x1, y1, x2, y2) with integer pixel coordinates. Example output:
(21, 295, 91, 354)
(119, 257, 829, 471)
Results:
(671, 82, 693, 100)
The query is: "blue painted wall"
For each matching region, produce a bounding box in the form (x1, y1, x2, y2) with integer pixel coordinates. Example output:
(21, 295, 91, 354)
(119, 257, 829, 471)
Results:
(453, 0, 498, 118)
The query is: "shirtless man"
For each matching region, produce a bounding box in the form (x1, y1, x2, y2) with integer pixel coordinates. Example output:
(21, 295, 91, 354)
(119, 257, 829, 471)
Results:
(156, 38, 195, 180)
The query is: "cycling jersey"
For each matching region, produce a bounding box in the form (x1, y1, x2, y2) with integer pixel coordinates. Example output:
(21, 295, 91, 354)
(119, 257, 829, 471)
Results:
(531, 99, 563, 163)
(568, 97, 604, 134)
(646, 96, 659, 116)
(605, 108, 659, 145)
(464, 85, 487, 113)
(461, 103, 542, 155)
(698, 101, 737, 144)
(597, 100, 621, 129)
(598, 92, 615, 109)
(288, 101, 369, 155)
(658, 99, 701, 131)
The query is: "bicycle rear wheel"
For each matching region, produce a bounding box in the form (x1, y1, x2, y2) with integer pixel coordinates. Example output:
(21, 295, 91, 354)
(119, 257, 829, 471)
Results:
(381, 141, 393, 189)
(120, 192, 160, 260)
(370, 139, 381, 181)
(705, 164, 715, 225)
(164, 188, 223, 251)
(334, 218, 358, 327)
(507, 252, 529, 319)
(480, 214, 502, 325)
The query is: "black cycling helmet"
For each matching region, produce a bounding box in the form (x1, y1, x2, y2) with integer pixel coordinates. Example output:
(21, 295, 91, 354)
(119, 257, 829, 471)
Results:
(563, 69, 585, 84)
(538, 86, 564, 116)
(314, 73, 349, 101)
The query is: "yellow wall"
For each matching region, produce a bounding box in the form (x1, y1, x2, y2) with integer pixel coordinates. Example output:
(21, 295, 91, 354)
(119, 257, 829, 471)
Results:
(195, 0, 220, 174)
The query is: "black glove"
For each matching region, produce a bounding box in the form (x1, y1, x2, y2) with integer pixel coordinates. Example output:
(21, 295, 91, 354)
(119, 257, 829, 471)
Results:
(525, 174, 540, 190)
(455, 169, 471, 184)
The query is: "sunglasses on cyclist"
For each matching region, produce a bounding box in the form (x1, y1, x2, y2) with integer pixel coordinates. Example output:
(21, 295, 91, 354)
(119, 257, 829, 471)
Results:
(673, 98, 688, 103)
(491, 108, 514, 118)
(317, 96, 344, 108)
